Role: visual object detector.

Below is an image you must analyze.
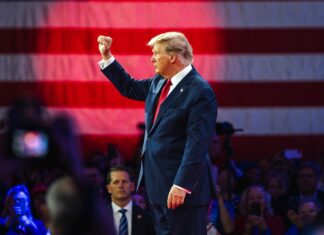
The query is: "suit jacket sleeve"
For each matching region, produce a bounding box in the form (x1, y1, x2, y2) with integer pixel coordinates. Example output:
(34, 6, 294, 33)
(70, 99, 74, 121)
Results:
(101, 60, 153, 101)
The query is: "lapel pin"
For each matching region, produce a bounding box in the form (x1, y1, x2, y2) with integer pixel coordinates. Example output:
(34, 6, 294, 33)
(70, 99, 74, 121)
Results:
(180, 88, 184, 93)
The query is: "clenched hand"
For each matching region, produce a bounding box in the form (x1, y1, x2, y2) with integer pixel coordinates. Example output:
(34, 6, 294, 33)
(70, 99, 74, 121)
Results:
(97, 35, 113, 60)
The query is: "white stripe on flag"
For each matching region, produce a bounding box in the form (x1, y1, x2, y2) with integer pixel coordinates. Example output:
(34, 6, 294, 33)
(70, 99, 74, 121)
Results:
(1, 54, 323, 82)
(218, 107, 324, 136)
(1, 107, 324, 135)
(0, 2, 323, 28)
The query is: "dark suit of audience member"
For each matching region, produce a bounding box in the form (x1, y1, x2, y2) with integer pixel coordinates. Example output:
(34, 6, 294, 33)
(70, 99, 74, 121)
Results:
(290, 161, 324, 206)
(106, 166, 155, 235)
(108, 202, 155, 235)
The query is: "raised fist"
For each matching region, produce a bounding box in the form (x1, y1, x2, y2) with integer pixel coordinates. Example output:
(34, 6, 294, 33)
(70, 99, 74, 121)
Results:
(97, 35, 113, 60)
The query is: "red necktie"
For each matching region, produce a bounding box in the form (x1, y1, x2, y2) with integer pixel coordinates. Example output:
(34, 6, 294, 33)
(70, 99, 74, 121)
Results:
(153, 79, 172, 123)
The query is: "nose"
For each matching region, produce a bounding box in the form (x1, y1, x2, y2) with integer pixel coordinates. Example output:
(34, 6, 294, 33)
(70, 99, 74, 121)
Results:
(151, 55, 155, 62)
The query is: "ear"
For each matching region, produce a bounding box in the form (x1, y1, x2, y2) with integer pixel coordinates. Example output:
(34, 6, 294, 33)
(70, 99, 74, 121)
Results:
(169, 53, 177, 64)
(106, 184, 112, 194)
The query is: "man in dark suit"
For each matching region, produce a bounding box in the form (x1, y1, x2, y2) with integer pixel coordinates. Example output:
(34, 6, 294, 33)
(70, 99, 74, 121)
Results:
(106, 166, 155, 235)
(98, 32, 217, 235)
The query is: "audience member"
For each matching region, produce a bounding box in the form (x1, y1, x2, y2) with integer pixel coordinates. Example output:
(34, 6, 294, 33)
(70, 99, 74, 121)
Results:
(87, 151, 110, 176)
(0, 185, 47, 235)
(286, 198, 322, 235)
(208, 184, 235, 235)
(46, 176, 115, 235)
(293, 161, 324, 205)
(46, 114, 116, 235)
(209, 131, 222, 165)
(269, 152, 297, 195)
(217, 167, 240, 211)
(257, 158, 271, 179)
(107, 144, 125, 167)
(106, 166, 155, 235)
(235, 163, 263, 195)
(265, 171, 290, 219)
(83, 163, 105, 199)
(234, 185, 284, 235)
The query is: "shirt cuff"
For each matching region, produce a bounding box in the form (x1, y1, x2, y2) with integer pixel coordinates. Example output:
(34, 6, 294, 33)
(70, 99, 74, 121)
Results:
(98, 56, 115, 70)
(173, 184, 192, 194)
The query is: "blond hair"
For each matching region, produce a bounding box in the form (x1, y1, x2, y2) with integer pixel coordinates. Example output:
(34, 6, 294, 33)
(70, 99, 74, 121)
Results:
(239, 185, 273, 216)
(147, 32, 193, 65)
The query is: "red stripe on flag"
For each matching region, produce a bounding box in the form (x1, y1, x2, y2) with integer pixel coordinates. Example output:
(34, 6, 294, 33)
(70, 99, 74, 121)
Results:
(0, 81, 144, 108)
(80, 134, 324, 161)
(1, 28, 324, 54)
(213, 81, 324, 107)
(0, 81, 323, 108)
(230, 135, 324, 161)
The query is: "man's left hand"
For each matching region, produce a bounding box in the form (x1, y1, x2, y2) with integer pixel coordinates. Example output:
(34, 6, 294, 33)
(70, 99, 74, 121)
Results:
(167, 186, 186, 209)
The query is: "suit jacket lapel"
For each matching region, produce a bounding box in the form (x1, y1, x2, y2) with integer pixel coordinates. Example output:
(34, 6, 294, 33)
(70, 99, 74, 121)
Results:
(147, 78, 166, 131)
(148, 69, 195, 135)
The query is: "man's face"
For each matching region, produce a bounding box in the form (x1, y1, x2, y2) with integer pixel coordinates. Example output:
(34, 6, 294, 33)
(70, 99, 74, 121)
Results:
(298, 168, 318, 194)
(151, 43, 172, 78)
(107, 171, 134, 202)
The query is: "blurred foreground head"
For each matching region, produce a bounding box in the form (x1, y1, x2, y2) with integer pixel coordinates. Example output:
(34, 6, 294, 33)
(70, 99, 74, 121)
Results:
(46, 176, 115, 235)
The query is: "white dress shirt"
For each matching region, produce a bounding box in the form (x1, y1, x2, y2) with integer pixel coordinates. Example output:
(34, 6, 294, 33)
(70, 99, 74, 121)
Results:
(112, 201, 132, 235)
(167, 64, 192, 95)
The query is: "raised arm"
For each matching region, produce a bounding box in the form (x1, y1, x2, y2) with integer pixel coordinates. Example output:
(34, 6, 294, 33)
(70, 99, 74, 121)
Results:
(97, 35, 151, 101)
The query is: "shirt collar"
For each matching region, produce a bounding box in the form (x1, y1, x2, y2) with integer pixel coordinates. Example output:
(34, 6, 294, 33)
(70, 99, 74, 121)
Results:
(112, 200, 133, 214)
(170, 64, 192, 88)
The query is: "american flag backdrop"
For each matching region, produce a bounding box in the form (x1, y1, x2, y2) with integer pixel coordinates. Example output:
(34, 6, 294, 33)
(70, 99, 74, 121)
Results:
(0, 0, 323, 161)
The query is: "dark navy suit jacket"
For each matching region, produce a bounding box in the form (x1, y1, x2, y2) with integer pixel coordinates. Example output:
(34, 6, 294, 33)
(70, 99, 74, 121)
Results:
(102, 60, 217, 206)
(108, 203, 155, 235)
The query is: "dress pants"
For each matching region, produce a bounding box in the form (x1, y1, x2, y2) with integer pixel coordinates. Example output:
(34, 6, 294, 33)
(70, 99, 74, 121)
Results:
(151, 203, 208, 235)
